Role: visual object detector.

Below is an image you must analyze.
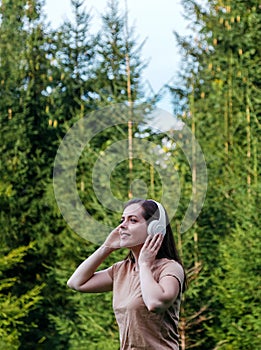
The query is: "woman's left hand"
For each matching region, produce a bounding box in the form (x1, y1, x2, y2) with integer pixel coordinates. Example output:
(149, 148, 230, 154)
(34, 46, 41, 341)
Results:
(138, 233, 164, 266)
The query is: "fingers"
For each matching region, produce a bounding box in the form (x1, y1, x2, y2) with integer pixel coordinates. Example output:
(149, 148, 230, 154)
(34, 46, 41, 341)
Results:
(110, 226, 120, 236)
(145, 233, 164, 250)
(139, 233, 164, 266)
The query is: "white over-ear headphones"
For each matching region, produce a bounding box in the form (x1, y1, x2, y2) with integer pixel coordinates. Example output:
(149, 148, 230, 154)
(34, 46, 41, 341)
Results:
(147, 200, 166, 236)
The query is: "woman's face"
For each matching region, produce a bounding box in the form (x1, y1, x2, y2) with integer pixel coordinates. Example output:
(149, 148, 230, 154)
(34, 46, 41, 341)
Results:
(119, 203, 148, 248)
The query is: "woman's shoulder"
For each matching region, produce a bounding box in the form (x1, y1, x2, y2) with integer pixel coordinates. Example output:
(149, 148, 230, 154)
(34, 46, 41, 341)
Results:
(154, 258, 185, 281)
(155, 257, 182, 268)
(112, 259, 128, 268)
(111, 259, 133, 276)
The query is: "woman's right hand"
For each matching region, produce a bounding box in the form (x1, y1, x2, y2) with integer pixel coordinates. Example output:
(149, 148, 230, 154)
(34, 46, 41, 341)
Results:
(103, 225, 121, 251)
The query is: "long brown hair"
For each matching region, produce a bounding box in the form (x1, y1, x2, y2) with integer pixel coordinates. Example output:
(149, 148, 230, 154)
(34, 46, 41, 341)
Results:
(124, 198, 187, 291)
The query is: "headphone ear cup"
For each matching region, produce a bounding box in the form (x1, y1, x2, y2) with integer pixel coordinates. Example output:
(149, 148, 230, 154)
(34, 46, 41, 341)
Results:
(147, 221, 158, 235)
(147, 201, 167, 236)
(147, 222, 166, 236)
(147, 221, 165, 235)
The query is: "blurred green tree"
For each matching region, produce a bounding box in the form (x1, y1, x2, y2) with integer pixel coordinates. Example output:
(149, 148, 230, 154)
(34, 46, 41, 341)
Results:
(170, 0, 261, 348)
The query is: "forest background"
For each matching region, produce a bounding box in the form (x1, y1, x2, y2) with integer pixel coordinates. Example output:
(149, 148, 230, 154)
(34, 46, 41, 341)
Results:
(0, 0, 260, 349)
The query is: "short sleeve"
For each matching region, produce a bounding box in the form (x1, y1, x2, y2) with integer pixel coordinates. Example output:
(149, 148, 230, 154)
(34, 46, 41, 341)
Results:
(110, 260, 125, 281)
(110, 261, 118, 280)
(158, 260, 184, 294)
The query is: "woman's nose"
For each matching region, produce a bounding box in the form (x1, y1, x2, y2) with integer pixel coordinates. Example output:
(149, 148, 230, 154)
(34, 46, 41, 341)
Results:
(120, 220, 127, 228)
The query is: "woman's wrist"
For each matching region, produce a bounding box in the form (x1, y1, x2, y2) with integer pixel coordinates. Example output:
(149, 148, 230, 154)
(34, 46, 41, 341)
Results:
(138, 261, 151, 269)
(100, 244, 115, 255)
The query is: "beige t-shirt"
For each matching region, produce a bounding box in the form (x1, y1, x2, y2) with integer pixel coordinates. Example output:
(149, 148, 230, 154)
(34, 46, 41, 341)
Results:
(111, 258, 184, 350)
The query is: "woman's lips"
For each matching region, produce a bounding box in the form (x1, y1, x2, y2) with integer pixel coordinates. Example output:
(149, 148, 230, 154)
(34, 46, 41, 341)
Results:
(120, 233, 130, 238)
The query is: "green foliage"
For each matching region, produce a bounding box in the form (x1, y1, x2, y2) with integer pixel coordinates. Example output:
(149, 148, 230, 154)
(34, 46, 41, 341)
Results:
(207, 190, 261, 349)
(91, 0, 147, 105)
(0, 0, 150, 348)
(170, 0, 261, 348)
(1, 0, 259, 348)
(0, 244, 43, 349)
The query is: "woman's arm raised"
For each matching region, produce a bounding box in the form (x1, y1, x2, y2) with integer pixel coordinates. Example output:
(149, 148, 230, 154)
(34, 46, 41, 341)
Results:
(67, 226, 121, 293)
(138, 234, 180, 313)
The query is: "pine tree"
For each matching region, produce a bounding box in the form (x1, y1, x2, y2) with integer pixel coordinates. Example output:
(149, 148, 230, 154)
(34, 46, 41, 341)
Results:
(90, 0, 147, 105)
(0, 244, 43, 349)
(170, 0, 261, 348)
(0, 0, 68, 347)
(48, 0, 97, 126)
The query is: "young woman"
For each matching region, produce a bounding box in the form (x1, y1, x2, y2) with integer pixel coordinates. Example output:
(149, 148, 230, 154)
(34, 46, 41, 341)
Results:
(67, 198, 186, 350)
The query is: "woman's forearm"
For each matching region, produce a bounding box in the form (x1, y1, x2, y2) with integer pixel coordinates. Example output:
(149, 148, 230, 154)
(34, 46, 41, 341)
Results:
(67, 244, 113, 289)
(139, 262, 179, 313)
(139, 262, 165, 312)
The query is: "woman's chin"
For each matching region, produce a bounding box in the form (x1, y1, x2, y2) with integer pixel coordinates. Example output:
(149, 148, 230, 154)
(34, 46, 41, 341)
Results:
(119, 239, 129, 248)
(120, 241, 145, 250)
